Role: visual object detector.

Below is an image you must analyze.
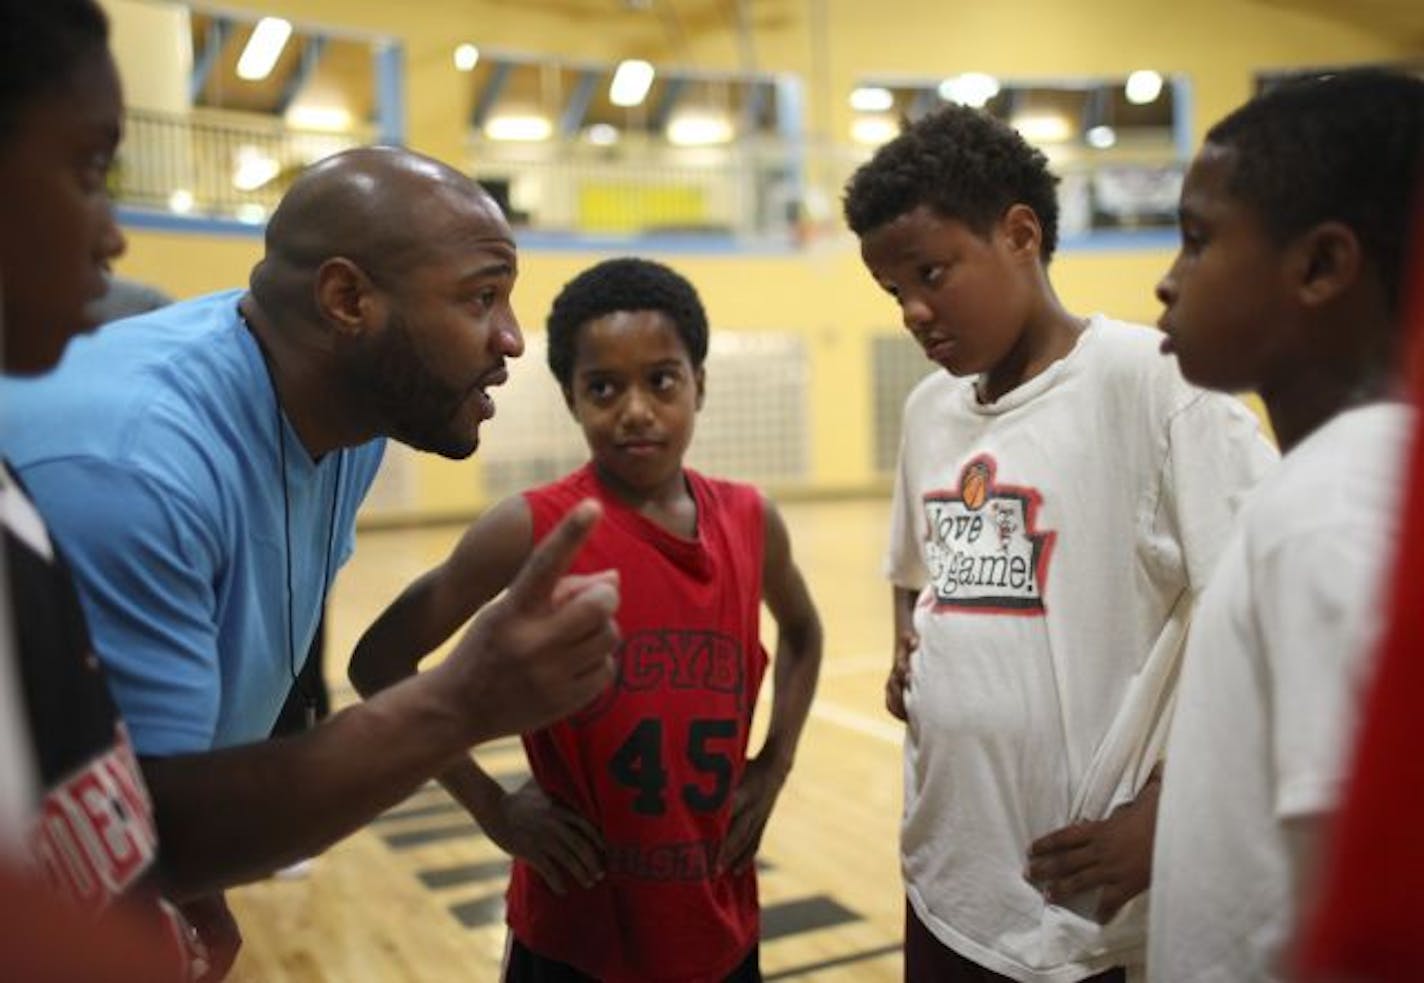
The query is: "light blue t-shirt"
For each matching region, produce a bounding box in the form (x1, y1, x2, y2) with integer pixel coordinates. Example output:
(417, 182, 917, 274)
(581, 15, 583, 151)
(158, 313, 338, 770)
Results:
(0, 289, 385, 755)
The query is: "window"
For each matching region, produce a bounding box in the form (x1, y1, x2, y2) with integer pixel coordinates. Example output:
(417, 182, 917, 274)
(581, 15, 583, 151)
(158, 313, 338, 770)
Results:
(846, 71, 1188, 239)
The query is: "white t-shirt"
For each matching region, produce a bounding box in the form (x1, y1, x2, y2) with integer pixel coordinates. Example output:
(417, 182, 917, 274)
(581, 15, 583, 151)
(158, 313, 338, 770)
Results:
(1149, 403, 1411, 983)
(886, 315, 1277, 983)
(0, 467, 42, 849)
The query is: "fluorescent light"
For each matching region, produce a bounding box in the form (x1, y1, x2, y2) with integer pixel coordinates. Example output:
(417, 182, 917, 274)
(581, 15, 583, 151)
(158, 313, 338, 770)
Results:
(485, 114, 552, 141)
(586, 123, 620, 146)
(850, 86, 894, 112)
(236, 17, 292, 81)
(610, 59, 655, 107)
(232, 147, 280, 191)
(938, 72, 1000, 108)
(667, 113, 733, 146)
(454, 44, 480, 72)
(1087, 125, 1117, 149)
(168, 189, 195, 214)
(236, 203, 268, 225)
(851, 116, 898, 146)
(1012, 113, 1072, 143)
(1125, 70, 1164, 105)
(285, 105, 353, 131)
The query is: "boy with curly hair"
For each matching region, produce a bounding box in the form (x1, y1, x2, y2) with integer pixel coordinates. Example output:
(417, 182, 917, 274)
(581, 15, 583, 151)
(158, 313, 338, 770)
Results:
(350, 257, 822, 982)
(844, 105, 1277, 981)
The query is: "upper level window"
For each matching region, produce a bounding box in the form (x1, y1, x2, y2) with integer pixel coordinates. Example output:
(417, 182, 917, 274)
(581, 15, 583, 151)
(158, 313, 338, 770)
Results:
(846, 71, 1187, 240)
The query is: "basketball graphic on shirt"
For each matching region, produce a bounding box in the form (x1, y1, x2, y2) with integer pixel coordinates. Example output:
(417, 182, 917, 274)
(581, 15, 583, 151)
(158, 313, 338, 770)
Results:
(961, 460, 991, 511)
(921, 453, 1057, 614)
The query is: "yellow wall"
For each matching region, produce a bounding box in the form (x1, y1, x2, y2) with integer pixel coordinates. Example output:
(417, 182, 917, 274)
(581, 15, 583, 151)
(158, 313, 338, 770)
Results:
(107, 0, 1402, 516)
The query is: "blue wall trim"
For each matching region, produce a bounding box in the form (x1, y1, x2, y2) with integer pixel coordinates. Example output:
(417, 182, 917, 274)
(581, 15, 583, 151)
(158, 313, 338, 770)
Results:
(118, 206, 266, 238)
(1059, 228, 1179, 253)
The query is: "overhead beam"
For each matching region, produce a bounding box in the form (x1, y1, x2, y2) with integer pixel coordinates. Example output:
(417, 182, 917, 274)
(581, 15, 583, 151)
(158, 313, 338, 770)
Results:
(188, 17, 231, 105)
(559, 69, 601, 137)
(471, 60, 513, 129)
(276, 36, 326, 116)
(649, 75, 687, 130)
(374, 39, 407, 144)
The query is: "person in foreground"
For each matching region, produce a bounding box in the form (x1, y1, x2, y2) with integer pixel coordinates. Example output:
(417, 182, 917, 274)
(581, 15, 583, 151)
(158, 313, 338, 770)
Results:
(843, 104, 1276, 982)
(1149, 68, 1424, 982)
(0, 123, 622, 970)
(0, 0, 199, 975)
(1295, 193, 1424, 980)
(350, 257, 823, 982)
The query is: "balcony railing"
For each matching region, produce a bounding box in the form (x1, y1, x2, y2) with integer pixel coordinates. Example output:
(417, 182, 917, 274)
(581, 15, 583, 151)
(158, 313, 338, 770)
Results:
(116, 108, 371, 224)
(114, 109, 1181, 246)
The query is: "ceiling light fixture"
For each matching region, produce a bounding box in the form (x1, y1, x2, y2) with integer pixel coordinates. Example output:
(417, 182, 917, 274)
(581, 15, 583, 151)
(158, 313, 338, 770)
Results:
(938, 72, 1000, 108)
(285, 104, 353, 132)
(851, 116, 898, 146)
(1125, 70, 1164, 105)
(236, 17, 293, 81)
(486, 114, 553, 141)
(454, 44, 480, 72)
(849, 87, 894, 112)
(587, 123, 621, 146)
(1087, 124, 1117, 149)
(667, 112, 733, 146)
(610, 59, 655, 107)
(1011, 113, 1073, 144)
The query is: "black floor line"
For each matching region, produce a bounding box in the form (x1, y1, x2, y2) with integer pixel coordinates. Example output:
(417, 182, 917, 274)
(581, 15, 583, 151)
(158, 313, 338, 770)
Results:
(761, 895, 860, 942)
(763, 941, 902, 979)
(418, 859, 512, 889)
(450, 891, 506, 929)
(380, 822, 484, 850)
(417, 857, 774, 893)
(372, 800, 465, 824)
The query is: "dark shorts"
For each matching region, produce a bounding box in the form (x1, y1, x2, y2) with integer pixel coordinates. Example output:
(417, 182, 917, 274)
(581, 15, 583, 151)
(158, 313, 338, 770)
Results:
(504, 936, 761, 982)
(904, 900, 1126, 983)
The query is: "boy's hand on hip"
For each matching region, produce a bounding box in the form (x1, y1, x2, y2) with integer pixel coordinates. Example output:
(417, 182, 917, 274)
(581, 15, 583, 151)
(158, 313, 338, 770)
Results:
(444, 500, 621, 741)
(716, 755, 788, 874)
(885, 630, 917, 721)
(1024, 770, 1161, 923)
(488, 780, 604, 895)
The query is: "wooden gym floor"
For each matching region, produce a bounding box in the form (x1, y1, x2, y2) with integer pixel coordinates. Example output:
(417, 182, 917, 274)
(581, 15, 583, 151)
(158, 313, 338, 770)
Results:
(226, 498, 905, 982)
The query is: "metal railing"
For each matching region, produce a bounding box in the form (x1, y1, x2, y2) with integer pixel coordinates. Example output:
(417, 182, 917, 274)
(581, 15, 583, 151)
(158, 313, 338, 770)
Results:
(113, 109, 1181, 243)
(116, 108, 372, 224)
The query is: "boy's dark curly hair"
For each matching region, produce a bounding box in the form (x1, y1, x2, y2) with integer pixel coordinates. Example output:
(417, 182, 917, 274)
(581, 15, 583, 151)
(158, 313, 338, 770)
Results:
(842, 104, 1061, 263)
(546, 257, 709, 389)
(1206, 68, 1424, 312)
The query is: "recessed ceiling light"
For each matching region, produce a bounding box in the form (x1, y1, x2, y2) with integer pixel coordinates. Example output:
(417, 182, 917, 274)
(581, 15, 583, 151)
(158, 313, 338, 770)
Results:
(1126, 70, 1164, 105)
(236, 17, 293, 81)
(610, 59, 655, 108)
(454, 44, 480, 72)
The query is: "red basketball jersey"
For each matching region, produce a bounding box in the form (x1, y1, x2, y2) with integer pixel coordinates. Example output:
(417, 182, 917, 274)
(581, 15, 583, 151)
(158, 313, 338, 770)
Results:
(508, 464, 768, 982)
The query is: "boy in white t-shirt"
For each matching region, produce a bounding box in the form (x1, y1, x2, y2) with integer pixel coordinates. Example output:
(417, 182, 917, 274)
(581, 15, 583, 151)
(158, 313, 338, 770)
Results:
(842, 105, 1277, 983)
(1149, 69, 1424, 982)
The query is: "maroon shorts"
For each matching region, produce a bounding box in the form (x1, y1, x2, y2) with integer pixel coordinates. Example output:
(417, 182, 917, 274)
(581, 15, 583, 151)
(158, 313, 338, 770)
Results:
(504, 936, 761, 982)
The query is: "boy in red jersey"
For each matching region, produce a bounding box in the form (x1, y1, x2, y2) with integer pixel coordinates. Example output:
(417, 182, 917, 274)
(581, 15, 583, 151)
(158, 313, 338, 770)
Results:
(350, 257, 823, 982)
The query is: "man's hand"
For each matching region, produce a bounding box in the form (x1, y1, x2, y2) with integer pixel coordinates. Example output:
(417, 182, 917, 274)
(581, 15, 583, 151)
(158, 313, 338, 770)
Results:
(485, 780, 604, 895)
(444, 500, 620, 741)
(886, 630, 917, 721)
(716, 755, 788, 875)
(1025, 769, 1161, 923)
(178, 892, 241, 982)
